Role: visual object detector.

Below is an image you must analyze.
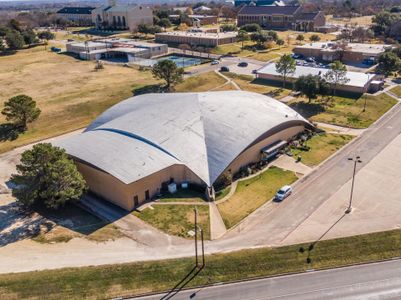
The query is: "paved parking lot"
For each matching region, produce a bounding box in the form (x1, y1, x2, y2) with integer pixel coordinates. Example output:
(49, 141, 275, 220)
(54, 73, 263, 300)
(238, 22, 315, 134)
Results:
(282, 132, 401, 245)
(226, 62, 261, 77)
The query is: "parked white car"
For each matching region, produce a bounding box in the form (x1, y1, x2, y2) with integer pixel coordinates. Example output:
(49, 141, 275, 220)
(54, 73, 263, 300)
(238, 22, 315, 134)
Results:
(275, 185, 292, 201)
(211, 60, 220, 65)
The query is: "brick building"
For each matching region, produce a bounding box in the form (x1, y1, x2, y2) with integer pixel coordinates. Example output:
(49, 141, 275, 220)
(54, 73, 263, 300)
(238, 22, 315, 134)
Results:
(57, 7, 95, 26)
(237, 6, 325, 31)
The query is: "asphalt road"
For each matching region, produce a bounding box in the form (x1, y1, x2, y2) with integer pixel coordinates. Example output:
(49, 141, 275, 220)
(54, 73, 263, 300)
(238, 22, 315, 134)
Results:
(133, 260, 401, 300)
(214, 100, 401, 249)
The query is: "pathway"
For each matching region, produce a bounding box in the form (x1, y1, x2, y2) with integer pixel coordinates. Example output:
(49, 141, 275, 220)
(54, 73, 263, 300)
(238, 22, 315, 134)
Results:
(213, 70, 241, 90)
(315, 122, 366, 136)
(209, 202, 227, 240)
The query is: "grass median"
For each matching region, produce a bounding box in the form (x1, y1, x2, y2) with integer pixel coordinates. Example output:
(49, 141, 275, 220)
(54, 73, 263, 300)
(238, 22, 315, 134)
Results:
(2, 228, 401, 299)
(217, 166, 297, 228)
(391, 85, 401, 98)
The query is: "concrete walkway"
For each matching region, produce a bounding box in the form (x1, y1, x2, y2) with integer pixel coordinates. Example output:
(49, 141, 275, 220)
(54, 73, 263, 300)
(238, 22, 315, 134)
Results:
(270, 155, 312, 176)
(214, 70, 241, 90)
(315, 122, 366, 136)
(209, 202, 227, 240)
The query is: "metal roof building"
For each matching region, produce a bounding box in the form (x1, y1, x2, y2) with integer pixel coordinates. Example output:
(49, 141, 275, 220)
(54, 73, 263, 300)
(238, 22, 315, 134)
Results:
(256, 63, 382, 94)
(56, 91, 310, 210)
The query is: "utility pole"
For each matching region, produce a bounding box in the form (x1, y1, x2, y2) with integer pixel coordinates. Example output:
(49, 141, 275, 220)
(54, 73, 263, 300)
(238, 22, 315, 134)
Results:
(194, 207, 198, 267)
(193, 207, 205, 269)
(346, 155, 362, 214)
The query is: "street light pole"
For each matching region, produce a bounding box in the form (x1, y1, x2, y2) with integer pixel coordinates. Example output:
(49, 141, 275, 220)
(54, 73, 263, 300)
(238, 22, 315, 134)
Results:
(346, 155, 362, 214)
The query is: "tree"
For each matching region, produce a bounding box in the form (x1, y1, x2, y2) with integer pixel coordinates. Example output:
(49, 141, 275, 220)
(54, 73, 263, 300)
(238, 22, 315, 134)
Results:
(295, 75, 324, 102)
(0, 39, 5, 52)
(38, 30, 55, 40)
(237, 30, 249, 49)
(10, 143, 87, 209)
(1, 95, 41, 129)
(5, 30, 25, 50)
(178, 43, 191, 54)
(276, 39, 285, 46)
(371, 11, 400, 37)
(351, 27, 373, 42)
(309, 34, 321, 42)
(251, 32, 270, 48)
(266, 30, 278, 42)
(158, 18, 172, 28)
(152, 60, 184, 91)
(22, 29, 37, 45)
(220, 24, 237, 32)
(377, 52, 401, 76)
(296, 34, 304, 42)
(240, 23, 261, 32)
(324, 61, 350, 95)
(275, 54, 296, 88)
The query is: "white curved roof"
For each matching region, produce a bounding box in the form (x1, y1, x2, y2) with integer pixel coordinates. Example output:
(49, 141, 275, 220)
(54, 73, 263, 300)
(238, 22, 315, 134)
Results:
(56, 91, 309, 186)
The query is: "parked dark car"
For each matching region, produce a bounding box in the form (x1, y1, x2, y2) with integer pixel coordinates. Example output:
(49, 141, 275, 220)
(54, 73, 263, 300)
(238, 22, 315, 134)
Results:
(291, 53, 303, 59)
(305, 57, 315, 62)
(220, 66, 230, 72)
(238, 62, 248, 67)
(50, 46, 61, 53)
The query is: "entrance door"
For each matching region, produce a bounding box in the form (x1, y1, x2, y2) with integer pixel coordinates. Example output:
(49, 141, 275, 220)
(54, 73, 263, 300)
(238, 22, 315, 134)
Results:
(145, 190, 150, 201)
(133, 195, 139, 207)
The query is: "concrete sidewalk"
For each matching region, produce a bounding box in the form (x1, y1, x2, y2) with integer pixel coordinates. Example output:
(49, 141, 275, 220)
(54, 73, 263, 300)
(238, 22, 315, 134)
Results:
(209, 202, 227, 240)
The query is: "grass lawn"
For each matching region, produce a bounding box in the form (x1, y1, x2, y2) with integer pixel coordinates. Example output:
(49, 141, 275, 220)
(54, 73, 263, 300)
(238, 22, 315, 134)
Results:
(289, 93, 398, 128)
(217, 166, 297, 228)
(2, 228, 401, 299)
(175, 71, 227, 92)
(134, 204, 210, 239)
(391, 85, 401, 97)
(0, 45, 158, 154)
(224, 73, 291, 99)
(157, 189, 207, 203)
(211, 31, 335, 62)
(291, 133, 353, 167)
(31, 203, 125, 244)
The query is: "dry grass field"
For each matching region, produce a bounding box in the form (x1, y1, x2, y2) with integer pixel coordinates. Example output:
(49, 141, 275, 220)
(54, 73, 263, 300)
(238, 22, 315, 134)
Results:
(326, 15, 373, 26)
(0, 45, 158, 153)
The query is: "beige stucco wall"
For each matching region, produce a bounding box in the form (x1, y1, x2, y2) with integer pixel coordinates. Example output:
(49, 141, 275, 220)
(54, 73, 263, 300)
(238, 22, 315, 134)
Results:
(223, 125, 305, 176)
(76, 161, 204, 211)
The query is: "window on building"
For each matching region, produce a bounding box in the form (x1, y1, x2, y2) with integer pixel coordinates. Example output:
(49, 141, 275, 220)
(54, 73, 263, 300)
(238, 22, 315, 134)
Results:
(122, 16, 126, 27)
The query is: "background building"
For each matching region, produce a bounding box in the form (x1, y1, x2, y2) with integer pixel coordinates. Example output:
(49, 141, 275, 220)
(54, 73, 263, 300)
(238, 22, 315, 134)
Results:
(155, 31, 237, 47)
(56, 91, 311, 211)
(92, 0, 153, 31)
(66, 38, 168, 61)
(237, 5, 325, 31)
(293, 42, 390, 63)
(57, 7, 95, 26)
(256, 63, 383, 94)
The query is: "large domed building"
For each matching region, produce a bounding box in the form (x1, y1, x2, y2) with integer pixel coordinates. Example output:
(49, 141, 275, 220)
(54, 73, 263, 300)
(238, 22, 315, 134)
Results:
(56, 91, 312, 210)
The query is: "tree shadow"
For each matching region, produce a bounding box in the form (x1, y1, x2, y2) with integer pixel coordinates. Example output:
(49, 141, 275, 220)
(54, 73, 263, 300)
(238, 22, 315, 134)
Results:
(0, 50, 17, 57)
(132, 84, 165, 96)
(0, 123, 24, 142)
(289, 101, 326, 119)
(0, 200, 112, 247)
